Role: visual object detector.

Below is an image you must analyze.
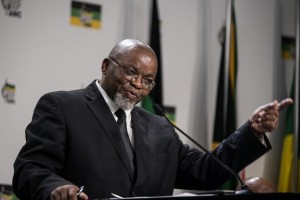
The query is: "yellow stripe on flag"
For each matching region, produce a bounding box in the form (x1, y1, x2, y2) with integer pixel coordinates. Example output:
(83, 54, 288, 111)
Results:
(212, 142, 220, 150)
(278, 134, 294, 192)
(70, 17, 101, 29)
(229, 18, 236, 94)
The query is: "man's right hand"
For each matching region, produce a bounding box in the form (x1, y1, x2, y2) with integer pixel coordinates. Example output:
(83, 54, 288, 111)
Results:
(50, 184, 88, 200)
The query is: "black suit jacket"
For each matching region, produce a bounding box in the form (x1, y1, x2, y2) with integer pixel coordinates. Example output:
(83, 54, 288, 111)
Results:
(13, 81, 271, 200)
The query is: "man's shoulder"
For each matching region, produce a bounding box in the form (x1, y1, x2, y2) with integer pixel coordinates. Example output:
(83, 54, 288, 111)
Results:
(41, 81, 97, 100)
(43, 88, 85, 99)
(36, 88, 87, 108)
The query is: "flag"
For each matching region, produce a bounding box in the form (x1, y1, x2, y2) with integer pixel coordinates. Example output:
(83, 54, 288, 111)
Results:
(296, 77, 300, 193)
(298, 101, 300, 193)
(212, 1, 238, 190)
(278, 34, 300, 192)
(70, 1, 101, 30)
(278, 73, 300, 192)
(142, 0, 163, 113)
(1, 80, 16, 104)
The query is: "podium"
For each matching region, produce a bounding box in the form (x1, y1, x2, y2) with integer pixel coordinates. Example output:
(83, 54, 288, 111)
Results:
(98, 192, 300, 200)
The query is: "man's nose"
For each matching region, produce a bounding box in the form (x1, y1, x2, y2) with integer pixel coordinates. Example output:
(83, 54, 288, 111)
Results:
(131, 76, 143, 89)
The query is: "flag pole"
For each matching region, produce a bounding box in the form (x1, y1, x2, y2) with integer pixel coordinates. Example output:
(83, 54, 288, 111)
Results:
(224, 0, 232, 131)
(293, 0, 300, 192)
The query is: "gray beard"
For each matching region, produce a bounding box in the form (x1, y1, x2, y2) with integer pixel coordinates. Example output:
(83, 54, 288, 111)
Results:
(114, 92, 134, 110)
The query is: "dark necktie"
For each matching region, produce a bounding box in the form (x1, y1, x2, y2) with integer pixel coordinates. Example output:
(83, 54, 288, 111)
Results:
(115, 109, 135, 173)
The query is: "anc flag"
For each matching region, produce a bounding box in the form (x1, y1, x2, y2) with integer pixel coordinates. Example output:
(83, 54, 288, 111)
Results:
(278, 73, 300, 192)
(298, 92, 300, 192)
(212, 1, 238, 190)
(70, 1, 101, 29)
(1, 80, 16, 104)
(142, 0, 163, 113)
(298, 84, 300, 192)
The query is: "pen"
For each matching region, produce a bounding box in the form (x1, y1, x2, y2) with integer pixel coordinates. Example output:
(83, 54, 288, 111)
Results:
(111, 193, 124, 199)
(77, 186, 85, 196)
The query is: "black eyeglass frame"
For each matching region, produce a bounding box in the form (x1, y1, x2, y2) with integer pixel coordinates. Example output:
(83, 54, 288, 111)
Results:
(108, 57, 156, 90)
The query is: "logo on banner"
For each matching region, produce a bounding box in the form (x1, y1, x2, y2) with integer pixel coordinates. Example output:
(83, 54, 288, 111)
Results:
(70, 1, 101, 29)
(1, 0, 22, 18)
(2, 80, 16, 104)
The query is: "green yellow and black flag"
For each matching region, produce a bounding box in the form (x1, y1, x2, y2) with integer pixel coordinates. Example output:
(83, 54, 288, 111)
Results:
(278, 72, 300, 192)
(278, 76, 295, 192)
(212, 1, 238, 190)
(70, 1, 101, 29)
(142, 0, 163, 113)
(1, 80, 16, 104)
(278, 35, 300, 192)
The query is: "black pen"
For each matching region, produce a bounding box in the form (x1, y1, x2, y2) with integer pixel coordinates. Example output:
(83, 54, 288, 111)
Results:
(77, 186, 85, 196)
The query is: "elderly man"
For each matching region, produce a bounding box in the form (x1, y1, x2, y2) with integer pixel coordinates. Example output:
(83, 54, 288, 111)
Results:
(13, 39, 292, 200)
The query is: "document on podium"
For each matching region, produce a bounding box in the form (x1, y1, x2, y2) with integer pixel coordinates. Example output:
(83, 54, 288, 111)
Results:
(103, 192, 300, 200)
(109, 190, 236, 199)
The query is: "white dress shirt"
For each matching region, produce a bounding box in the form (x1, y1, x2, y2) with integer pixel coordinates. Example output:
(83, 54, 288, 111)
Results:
(96, 80, 135, 148)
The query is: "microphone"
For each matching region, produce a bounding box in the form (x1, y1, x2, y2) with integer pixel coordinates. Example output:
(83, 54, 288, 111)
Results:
(153, 104, 252, 195)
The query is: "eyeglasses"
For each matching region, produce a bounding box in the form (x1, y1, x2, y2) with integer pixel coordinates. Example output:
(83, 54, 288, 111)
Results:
(108, 57, 156, 90)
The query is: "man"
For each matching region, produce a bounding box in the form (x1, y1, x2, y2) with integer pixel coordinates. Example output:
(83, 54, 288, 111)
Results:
(13, 39, 292, 200)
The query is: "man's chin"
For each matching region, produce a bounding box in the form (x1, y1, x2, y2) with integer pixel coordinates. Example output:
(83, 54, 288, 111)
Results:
(114, 93, 135, 110)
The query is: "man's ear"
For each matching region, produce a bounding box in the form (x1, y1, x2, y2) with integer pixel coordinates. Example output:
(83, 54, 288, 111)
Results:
(101, 58, 110, 75)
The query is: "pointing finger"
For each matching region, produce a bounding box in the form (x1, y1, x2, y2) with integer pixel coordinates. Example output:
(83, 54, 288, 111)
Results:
(278, 98, 293, 111)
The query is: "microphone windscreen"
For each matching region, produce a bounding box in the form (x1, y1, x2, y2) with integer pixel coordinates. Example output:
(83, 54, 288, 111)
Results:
(153, 104, 163, 116)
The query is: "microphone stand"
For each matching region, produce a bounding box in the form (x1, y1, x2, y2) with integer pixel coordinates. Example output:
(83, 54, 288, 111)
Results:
(153, 104, 252, 195)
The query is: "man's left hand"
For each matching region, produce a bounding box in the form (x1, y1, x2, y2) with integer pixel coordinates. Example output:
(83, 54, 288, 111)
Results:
(250, 98, 293, 135)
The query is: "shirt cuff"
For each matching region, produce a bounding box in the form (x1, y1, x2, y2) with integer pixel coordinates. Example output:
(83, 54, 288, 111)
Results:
(254, 132, 267, 147)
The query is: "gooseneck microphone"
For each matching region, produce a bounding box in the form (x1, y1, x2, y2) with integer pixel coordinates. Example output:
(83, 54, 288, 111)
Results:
(153, 104, 252, 195)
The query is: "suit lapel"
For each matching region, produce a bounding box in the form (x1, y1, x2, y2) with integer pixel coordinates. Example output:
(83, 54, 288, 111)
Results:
(85, 81, 135, 182)
(131, 108, 152, 187)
